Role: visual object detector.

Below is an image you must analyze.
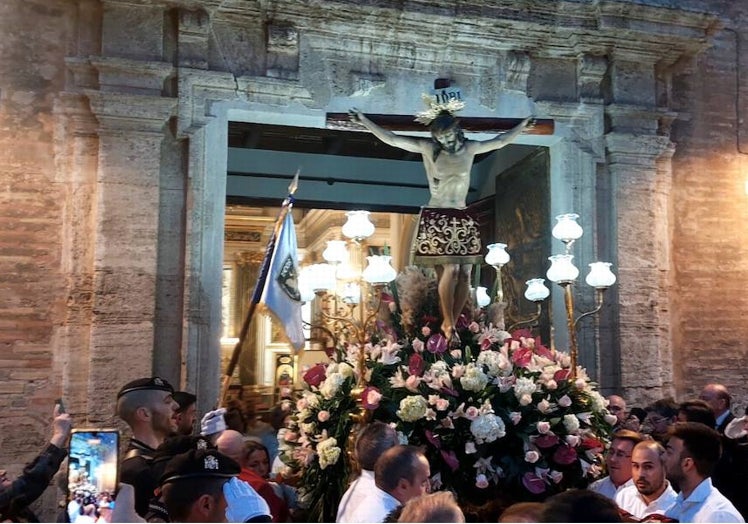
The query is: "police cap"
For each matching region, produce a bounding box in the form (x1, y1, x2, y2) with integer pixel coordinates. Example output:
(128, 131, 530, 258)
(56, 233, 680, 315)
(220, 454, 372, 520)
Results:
(117, 377, 174, 399)
(160, 449, 240, 485)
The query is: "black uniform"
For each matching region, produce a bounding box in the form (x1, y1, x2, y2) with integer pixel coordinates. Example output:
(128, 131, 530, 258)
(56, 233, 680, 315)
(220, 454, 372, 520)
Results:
(120, 438, 158, 518)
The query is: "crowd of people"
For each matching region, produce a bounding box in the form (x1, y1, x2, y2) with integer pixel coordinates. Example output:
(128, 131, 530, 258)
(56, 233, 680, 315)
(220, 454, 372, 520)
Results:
(1, 379, 747, 523)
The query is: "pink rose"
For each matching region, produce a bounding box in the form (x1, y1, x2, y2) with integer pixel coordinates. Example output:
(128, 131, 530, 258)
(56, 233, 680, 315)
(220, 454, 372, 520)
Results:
(566, 435, 580, 447)
(412, 338, 425, 353)
(362, 386, 382, 410)
(465, 406, 480, 420)
(469, 321, 480, 333)
(522, 472, 547, 494)
(549, 470, 564, 484)
(427, 333, 448, 354)
(475, 474, 489, 489)
(558, 395, 572, 408)
(553, 444, 578, 465)
(284, 431, 298, 442)
(303, 364, 326, 387)
(537, 421, 551, 434)
(525, 450, 540, 463)
(317, 410, 330, 422)
(450, 349, 462, 359)
(408, 353, 425, 376)
(435, 398, 450, 411)
(421, 326, 431, 337)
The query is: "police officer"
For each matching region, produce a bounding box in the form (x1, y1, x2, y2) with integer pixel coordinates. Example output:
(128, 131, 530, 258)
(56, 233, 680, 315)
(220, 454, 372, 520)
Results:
(115, 377, 178, 517)
(160, 449, 272, 522)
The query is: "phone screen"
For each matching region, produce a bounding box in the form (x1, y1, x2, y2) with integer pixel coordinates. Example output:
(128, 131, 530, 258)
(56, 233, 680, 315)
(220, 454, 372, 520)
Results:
(67, 430, 120, 523)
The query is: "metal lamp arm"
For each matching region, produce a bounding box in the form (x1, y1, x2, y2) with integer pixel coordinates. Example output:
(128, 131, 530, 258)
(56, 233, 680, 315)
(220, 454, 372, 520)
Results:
(573, 288, 606, 329)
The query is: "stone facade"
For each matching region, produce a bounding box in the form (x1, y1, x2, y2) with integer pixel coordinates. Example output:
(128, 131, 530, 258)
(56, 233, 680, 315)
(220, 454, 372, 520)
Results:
(1, 0, 747, 517)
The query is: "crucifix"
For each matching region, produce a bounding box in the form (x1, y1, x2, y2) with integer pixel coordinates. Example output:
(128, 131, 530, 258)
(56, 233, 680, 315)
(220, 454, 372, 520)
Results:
(327, 106, 553, 341)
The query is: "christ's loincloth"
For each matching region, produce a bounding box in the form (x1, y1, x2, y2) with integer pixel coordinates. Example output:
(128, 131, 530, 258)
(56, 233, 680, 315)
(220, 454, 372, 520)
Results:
(411, 207, 482, 266)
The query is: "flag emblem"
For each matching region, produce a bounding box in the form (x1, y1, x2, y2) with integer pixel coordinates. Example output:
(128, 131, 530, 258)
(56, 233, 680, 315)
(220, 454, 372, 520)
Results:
(277, 254, 301, 301)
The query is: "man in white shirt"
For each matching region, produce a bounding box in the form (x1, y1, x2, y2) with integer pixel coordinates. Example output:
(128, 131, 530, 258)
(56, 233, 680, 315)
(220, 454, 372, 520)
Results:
(616, 440, 677, 519)
(336, 422, 398, 523)
(347, 445, 431, 523)
(664, 422, 744, 523)
(589, 429, 643, 500)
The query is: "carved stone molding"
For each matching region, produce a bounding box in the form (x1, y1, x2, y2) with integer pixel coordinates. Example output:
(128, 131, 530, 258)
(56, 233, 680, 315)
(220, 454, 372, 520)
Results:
(89, 56, 175, 95)
(85, 90, 176, 134)
(505, 51, 531, 93)
(577, 53, 608, 101)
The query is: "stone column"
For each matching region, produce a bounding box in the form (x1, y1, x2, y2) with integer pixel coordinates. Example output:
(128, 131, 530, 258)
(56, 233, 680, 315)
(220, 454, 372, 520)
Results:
(85, 91, 176, 420)
(606, 128, 675, 405)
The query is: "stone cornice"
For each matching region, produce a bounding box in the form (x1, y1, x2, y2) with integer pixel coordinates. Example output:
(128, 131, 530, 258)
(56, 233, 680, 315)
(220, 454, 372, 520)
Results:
(605, 132, 674, 167)
(212, 0, 718, 65)
(85, 90, 177, 133)
(89, 56, 175, 94)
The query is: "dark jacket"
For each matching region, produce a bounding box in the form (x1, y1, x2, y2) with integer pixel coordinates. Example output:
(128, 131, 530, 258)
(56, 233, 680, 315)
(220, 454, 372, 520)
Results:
(0, 444, 67, 522)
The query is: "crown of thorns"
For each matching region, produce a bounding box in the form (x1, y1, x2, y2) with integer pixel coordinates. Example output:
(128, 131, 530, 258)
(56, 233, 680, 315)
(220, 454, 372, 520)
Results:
(414, 93, 465, 125)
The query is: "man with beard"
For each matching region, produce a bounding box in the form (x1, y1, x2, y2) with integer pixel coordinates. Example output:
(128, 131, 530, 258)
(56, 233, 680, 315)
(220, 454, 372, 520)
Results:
(349, 107, 534, 342)
(116, 377, 179, 517)
(663, 422, 743, 523)
(615, 440, 678, 519)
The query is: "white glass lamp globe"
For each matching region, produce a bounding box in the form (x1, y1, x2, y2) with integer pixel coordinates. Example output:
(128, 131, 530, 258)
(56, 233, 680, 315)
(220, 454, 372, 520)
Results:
(524, 278, 551, 302)
(362, 255, 397, 284)
(585, 262, 617, 289)
(485, 243, 510, 267)
(551, 213, 583, 243)
(546, 254, 579, 284)
(476, 286, 490, 308)
(310, 263, 336, 292)
(322, 240, 348, 264)
(298, 266, 316, 302)
(341, 210, 375, 240)
(342, 282, 361, 304)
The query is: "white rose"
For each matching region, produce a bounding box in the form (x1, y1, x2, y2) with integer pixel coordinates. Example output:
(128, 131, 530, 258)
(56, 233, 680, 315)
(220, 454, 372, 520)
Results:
(566, 435, 580, 447)
(465, 441, 477, 454)
(558, 395, 572, 408)
(604, 414, 619, 426)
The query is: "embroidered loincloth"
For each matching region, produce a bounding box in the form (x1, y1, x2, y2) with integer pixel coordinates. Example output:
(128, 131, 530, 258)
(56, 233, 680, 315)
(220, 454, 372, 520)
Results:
(411, 207, 482, 266)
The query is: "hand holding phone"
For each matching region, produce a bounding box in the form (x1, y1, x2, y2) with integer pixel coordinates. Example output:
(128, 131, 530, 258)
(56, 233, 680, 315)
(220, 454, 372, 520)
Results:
(51, 402, 72, 448)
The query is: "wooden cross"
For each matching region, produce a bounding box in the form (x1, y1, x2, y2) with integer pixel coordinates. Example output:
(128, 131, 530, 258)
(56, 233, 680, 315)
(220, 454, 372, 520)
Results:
(326, 113, 554, 135)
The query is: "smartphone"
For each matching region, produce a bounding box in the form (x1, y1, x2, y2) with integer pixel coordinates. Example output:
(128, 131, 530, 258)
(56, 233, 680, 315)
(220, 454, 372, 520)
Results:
(67, 429, 120, 523)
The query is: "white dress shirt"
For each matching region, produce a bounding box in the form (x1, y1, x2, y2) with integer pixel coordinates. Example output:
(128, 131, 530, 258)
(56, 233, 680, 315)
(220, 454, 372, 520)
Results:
(346, 485, 401, 523)
(336, 469, 376, 523)
(589, 476, 634, 501)
(615, 481, 678, 519)
(665, 477, 744, 523)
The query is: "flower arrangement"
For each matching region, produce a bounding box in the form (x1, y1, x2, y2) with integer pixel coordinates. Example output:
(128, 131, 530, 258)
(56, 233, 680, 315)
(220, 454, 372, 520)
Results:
(279, 268, 616, 522)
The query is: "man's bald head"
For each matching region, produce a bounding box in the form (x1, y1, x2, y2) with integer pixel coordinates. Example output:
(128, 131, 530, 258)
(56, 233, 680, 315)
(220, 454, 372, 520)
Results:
(215, 430, 245, 465)
(699, 383, 731, 418)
